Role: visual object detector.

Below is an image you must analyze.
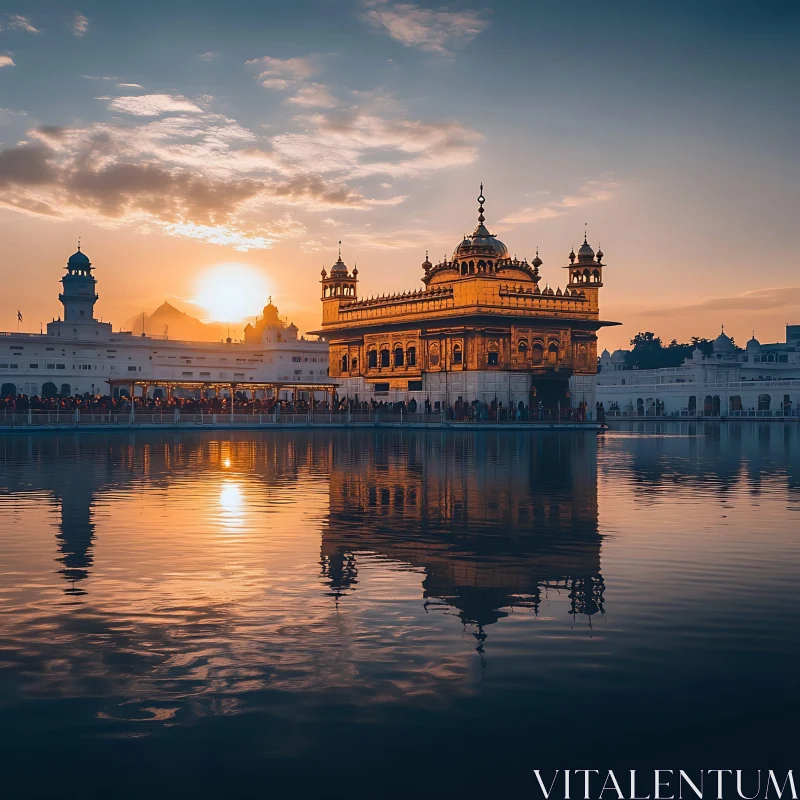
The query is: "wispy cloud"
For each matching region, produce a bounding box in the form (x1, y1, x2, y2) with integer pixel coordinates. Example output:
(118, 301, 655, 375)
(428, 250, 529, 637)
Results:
(103, 93, 205, 116)
(0, 55, 15, 68)
(286, 83, 338, 108)
(359, 0, 488, 55)
(643, 287, 800, 318)
(499, 180, 619, 227)
(199, 51, 218, 61)
(71, 12, 88, 36)
(246, 55, 318, 89)
(117, 83, 144, 89)
(269, 111, 482, 178)
(2, 14, 39, 34)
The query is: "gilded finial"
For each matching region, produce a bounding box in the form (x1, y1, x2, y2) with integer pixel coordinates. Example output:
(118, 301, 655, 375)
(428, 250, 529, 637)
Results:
(77, 236, 81, 252)
(338, 240, 342, 260)
(477, 183, 486, 225)
(584, 223, 588, 245)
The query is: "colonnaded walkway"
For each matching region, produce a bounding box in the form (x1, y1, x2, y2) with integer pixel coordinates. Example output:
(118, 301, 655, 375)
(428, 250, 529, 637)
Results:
(0, 409, 603, 432)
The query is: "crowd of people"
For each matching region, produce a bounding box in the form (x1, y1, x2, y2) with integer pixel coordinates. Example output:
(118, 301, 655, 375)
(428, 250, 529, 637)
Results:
(1, 391, 604, 422)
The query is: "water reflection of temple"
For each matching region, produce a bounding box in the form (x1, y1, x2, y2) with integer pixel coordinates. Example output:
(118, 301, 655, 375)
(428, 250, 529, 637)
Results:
(319, 431, 605, 647)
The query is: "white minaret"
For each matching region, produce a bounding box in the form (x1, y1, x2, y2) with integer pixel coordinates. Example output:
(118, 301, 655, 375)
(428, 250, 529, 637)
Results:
(59, 245, 98, 322)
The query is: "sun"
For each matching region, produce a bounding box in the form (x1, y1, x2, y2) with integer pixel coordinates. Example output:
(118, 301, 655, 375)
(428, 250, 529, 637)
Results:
(191, 263, 270, 322)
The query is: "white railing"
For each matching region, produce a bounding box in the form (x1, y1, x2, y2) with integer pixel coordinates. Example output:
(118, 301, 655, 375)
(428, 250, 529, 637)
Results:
(0, 409, 603, 428)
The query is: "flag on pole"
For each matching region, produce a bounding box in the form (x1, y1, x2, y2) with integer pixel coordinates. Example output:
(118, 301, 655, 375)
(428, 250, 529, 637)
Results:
(17, 310, 22, 322)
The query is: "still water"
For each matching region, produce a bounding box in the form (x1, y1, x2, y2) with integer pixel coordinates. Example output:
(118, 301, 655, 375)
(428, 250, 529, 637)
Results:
(1, 424, 798, 798)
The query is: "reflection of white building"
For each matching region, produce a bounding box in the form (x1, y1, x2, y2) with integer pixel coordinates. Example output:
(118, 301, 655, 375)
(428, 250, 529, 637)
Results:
(596, 327, 800, 417)
(0, 249, 331, 400)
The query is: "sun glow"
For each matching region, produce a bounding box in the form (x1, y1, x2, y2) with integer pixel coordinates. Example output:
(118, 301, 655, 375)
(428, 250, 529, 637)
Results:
(191, 263, 270, 322)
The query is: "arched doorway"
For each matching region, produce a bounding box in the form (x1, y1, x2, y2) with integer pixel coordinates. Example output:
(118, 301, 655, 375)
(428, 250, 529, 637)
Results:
(1, 383, 16, 398)
(42, 382, 58, 399)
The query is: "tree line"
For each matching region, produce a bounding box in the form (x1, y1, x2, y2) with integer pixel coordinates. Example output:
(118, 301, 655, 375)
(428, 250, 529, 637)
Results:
(622, 332, 738, 370)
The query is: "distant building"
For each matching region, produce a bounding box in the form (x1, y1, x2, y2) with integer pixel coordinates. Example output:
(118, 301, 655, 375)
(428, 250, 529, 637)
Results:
(596, 327, 800, 416)
(0, 248, 332, 400)
(311, 187, 618, 411)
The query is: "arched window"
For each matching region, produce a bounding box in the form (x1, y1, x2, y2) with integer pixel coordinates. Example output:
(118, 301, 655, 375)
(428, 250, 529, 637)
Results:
(60, 383, 71, 397)
(469, 261, 475, 274)
(42, 381, 58, 399)
(394, 346, 404, 367)
(341, 354, 348, 373)
(548, 343, 559, 364)
(730, 395, 742, 412)
(380, 348, 390, 368)
(703, 395, 713, 415)
(583, 269, 590, 282)
(531, 343, 543, 365)
(368, 349, 377, 368)
(712, 395, 721, 415)
(758, 393, 771, 410)
(429, 347, 440, 367)
(407, 347, 416, 367)
(636, 398, 644, 416)
(351, 356, 358, 372)
(688, 395, 697, 414)
(478, 260, 486, 272)
(592, 270, 600, 282)
(452, 344, 463, 365)
(487, 342, 499, 366)
(461, 262, 467, 276)
(1, 383, 16, 398)
(518, 340, 528, 355)
(487, 261, 493, 272)
(577, 346, 588, 369)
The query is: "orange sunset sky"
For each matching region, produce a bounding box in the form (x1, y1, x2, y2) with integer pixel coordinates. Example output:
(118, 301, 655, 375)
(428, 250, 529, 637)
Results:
(1, 1, 798, 351)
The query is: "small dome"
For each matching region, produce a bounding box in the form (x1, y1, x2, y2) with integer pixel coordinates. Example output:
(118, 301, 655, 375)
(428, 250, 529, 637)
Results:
(601, 348, 611, 358)
(330, 255, 348, 274)
(746, 333, 760, 349)
(713, 327, 735, 353)
(577, 236, 595, 263)
(67, 249, 91, 268)
(596, 247, 604, 262)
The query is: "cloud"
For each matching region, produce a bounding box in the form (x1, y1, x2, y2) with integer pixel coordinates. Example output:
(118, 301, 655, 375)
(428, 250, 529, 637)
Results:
(104, 94, 205, 116)
(359, 0, 488, 55)
(643, 287, 800, 318)
(269, 111, 482, 177)
(2, 14, 39, 34)
(117, 83, 144, 89)
(71, 12, 88, 36)
(246, 55, 318, 89)
(0, 55, 15, 68)
(285, 83, 338, 108)
(0, 94, 479, 250)
(499, 180, 619, 227)
(199, 51, 218, 61)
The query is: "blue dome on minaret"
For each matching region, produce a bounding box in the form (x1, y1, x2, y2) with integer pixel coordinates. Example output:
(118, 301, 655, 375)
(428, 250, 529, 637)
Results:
(67, 247, 91, 271)
(67, 243, 92, 272)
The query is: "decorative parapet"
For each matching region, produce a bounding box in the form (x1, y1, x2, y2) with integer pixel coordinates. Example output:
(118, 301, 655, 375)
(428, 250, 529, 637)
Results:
(499, 284, 588, 312)
(337, 286, 455, 320)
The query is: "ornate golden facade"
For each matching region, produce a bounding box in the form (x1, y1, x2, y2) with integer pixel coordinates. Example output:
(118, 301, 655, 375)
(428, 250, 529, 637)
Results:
(311, 187, 619, 409)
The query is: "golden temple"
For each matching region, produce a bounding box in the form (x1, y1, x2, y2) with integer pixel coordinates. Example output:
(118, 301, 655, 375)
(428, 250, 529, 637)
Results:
(311, 186, 619, 411)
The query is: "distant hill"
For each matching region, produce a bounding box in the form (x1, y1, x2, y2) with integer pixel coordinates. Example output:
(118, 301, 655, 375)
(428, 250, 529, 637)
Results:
(122, 302, 230, 341)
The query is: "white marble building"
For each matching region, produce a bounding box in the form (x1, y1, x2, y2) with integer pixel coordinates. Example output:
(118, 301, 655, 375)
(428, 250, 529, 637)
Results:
(0, 249, 332, 400)
(596, 327, 800, 417)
